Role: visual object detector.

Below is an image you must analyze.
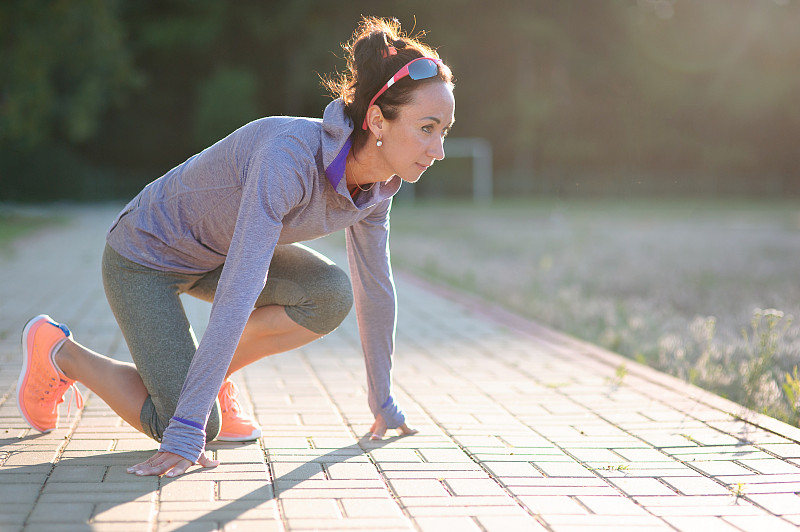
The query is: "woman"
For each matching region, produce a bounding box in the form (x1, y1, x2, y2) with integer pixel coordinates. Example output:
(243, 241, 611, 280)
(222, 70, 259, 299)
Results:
(16, 16, 455, 478)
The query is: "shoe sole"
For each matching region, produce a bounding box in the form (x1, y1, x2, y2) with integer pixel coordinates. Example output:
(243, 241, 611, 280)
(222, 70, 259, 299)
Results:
(216, 427, 262, 442)
(17, 314, 54, 433)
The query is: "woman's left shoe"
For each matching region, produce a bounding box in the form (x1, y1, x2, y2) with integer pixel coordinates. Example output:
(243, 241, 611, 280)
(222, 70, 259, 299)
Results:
(217, 379, 262, 441)
(17, 315, 84, 433)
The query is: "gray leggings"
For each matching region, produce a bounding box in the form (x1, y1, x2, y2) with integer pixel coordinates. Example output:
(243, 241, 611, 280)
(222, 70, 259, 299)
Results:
(101, 243, 353, 443)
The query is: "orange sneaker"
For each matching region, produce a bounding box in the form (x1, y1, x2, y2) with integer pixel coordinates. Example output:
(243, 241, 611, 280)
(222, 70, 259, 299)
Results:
(17, 315, 84, 433)
(217, 379, 261, 442)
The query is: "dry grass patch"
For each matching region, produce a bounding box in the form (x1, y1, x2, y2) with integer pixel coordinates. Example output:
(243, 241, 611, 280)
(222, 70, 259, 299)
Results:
(389, 197, 800, 424)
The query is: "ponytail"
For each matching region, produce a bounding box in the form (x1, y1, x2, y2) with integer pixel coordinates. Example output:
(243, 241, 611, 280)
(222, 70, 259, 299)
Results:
(323, 17, 453, 151)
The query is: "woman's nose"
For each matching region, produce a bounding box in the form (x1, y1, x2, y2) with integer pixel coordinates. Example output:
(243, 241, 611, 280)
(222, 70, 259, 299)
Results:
(429, 137, 445, 161)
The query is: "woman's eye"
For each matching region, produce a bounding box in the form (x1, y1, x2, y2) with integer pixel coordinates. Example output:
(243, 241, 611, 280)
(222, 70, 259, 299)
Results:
(422, 125, 433, 133)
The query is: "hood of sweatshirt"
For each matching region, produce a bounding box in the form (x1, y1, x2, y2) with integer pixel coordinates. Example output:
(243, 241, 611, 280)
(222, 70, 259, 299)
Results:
(321, 99, 353, 189)
(320, 98, 402, 201)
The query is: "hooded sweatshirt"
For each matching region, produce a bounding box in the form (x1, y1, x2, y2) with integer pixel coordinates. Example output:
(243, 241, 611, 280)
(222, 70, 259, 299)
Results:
(106, 99, 404, 463)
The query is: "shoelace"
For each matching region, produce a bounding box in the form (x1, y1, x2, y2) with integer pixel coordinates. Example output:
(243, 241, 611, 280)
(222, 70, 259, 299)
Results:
(47, 376, 85, 419)
(218, 381, 241, 414)
(62, 382, 85, 419)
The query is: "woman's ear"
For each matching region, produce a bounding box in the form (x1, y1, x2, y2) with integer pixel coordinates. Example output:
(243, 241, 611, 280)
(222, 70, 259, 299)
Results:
(365, 105, 385, 138)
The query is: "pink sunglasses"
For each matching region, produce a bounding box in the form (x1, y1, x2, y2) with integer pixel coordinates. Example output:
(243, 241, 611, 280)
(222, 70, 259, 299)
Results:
(361, 57, 444, 130)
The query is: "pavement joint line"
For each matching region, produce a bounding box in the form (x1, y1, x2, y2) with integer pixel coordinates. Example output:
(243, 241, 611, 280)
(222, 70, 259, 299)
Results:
(549, 332, 800, 451)
(5, 206, 800, 530)
(656, 453, 798, 525)
(393, 381, 555, 532)
(548, 386, 800, 528)
(393, 352, 719, 531)
(551, 389, 764, 505)
(734, 438, 800, 463)
(262, 450, 287, 531)
(251, 432, 288, 528)
(732, 460, 763, 475)
(608, 448, 634, 463)
(469, 514, 489, 532)
(20, 390, 92, 529)
(568, 495, 596, 517)
(241, 376, 287, 529)
(143, 481, 158, 532)
(149, 490, 159, 532)
(608, 407, 800, 503)
(492, 435, 516, 449)
(333, 498, 347, 521)
(435, 478, 451, 496)
(444, 293, 800, 509)
(404, 271, 800, 448)
(485, 337, 710, 440)
(526, 461, 550, 478)
(296, 349, 419, 532)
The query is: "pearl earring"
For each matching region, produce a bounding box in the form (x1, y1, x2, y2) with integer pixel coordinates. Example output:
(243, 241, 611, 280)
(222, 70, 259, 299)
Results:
(376, 138, 383, 147)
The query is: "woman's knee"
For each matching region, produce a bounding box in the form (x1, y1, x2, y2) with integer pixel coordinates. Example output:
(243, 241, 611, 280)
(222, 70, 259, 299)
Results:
(139, 395, 221, 443)
(316, 265, 354, 331)
(286, 265, 353, 335)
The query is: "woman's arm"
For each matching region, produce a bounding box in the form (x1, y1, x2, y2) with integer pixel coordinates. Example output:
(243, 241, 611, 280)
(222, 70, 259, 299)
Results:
(345, 198, 414, 437)
(133, 147, 305, 475)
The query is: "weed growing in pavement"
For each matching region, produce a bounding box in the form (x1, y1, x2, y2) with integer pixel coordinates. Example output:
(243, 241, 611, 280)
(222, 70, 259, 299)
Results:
(606, 363, 628, 388)
(600, 464, 630, 471)
(588, 464, 631, 475)
(615, 363, 628, 384)
(730, 482, 747, 500)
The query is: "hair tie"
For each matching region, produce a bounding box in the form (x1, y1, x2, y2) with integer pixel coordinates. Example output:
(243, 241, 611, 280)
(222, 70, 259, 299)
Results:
(381, 46, 397, 58)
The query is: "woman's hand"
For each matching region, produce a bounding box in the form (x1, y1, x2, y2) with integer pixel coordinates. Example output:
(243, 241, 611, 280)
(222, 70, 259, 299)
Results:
(368, 413, 418, 440)
(127, 450, 219, 478)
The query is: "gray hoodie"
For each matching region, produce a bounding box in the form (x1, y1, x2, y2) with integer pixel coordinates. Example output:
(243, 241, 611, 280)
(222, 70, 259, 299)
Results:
(107, 99, 405, 462)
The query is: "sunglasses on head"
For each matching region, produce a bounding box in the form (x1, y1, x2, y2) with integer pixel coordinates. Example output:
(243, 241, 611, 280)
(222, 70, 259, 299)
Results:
(361, 57, 443, 130)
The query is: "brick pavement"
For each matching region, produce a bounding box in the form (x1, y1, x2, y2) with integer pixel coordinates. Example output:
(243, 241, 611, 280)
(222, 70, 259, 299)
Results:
(1, 204, 800, 531)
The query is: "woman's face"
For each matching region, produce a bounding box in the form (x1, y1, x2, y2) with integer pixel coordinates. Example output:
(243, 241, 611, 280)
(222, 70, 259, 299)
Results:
(380, 82, 455, 183)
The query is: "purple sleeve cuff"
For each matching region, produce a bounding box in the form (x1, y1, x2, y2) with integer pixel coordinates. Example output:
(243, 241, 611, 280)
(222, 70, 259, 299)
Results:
(380, 395, 405, 429)
(171, 416, 204, 431)
(159, 417, 206, 463)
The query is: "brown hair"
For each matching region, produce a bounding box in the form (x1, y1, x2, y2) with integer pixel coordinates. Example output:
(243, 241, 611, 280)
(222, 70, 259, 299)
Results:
(324, 17, 454, 151)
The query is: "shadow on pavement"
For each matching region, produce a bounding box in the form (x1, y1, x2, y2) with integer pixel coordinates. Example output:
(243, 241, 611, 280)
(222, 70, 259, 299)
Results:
(168, 433, 406, 531)
(3, 434, 403, 528)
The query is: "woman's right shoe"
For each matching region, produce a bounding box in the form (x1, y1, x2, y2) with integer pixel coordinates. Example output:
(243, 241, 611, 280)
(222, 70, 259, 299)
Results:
(217, 379, 262, 442)
(17, 315, 84, 433)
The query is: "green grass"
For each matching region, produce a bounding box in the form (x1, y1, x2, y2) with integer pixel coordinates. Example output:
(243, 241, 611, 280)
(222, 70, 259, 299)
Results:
(389, 197, 800, 425)
(0, 210, 58, 255)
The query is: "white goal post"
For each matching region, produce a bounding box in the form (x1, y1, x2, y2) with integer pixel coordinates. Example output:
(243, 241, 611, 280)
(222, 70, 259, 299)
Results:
(402, 137, 493, 204)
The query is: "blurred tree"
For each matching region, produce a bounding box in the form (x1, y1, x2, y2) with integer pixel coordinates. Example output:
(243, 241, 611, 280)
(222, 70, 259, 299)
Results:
(2, 0, 799, 199)
(611, 0, 800, 193)
(193, 67, 258, 147)
(0, 0, 139, 148)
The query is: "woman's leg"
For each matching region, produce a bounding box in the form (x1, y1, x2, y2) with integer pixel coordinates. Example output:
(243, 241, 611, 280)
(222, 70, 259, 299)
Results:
(227, 305, 321, 376)
(55, 243, 351, 440)
(99, 244, 221, 441)
(187, 243, 354, 375)
(54, 340, 148, 432)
